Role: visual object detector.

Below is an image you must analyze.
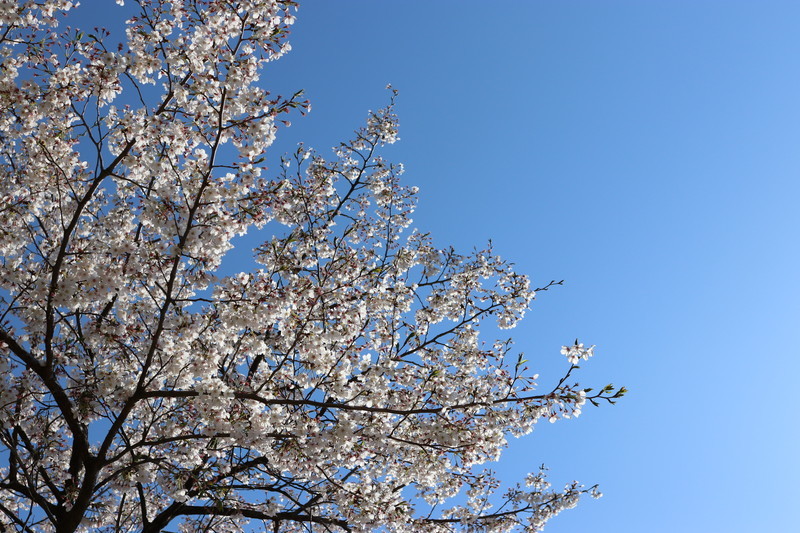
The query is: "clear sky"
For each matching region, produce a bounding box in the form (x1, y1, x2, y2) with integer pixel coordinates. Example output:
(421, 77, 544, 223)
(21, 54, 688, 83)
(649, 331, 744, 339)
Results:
(256, 1, 800, 532)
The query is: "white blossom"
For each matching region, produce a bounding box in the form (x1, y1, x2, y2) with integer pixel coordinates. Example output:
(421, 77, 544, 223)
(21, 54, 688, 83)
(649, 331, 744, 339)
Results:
(561, 340, 596, 365)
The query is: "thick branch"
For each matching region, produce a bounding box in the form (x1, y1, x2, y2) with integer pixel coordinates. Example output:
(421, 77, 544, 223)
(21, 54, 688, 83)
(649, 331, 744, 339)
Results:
(144, 504, 351, 533)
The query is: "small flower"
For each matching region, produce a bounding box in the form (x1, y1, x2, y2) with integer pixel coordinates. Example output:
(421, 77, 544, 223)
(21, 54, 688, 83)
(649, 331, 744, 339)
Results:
(561, 340, 595, 365)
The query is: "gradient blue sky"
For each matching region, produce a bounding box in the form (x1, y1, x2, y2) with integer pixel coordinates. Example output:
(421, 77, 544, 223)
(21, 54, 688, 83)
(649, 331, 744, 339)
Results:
(255, 2, 800, 532)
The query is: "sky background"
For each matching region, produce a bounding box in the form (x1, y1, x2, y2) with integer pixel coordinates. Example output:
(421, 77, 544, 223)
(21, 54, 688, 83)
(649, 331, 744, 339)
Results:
(252, 1, 800, 532)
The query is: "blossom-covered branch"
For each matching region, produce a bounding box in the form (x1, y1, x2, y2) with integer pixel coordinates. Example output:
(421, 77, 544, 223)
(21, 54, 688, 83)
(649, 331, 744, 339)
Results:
(0, 1, 622, 531)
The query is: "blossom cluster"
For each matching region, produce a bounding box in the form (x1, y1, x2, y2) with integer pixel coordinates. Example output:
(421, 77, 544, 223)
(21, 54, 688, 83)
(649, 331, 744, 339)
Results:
(561, 340, 595, 365)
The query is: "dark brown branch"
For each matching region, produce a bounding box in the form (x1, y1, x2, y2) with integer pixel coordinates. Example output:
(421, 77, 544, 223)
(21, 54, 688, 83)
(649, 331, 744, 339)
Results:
(145, 504, 352, 533)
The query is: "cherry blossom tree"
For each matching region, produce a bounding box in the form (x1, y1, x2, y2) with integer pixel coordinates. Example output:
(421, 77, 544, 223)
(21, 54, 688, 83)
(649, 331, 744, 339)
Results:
(0, 1, 625, 531)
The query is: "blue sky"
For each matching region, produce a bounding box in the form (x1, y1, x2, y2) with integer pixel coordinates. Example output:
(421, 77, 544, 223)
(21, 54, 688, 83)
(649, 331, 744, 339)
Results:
(257, 1, 800, 531)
